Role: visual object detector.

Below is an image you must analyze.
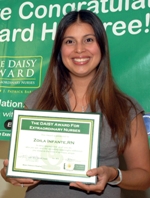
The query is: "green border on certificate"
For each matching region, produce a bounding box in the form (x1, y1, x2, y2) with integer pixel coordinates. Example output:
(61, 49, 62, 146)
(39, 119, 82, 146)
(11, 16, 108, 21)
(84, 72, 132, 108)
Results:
(7, 109, 101, 184)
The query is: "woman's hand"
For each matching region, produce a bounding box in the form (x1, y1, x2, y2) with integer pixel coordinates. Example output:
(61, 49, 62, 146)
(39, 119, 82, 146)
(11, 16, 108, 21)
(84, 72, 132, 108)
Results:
(1, 159, 40, 187)
(69, 166, 118, 193)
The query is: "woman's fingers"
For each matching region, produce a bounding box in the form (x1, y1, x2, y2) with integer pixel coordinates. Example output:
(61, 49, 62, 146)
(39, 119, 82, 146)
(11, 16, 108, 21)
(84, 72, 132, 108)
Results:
(1, 159, 40, 187)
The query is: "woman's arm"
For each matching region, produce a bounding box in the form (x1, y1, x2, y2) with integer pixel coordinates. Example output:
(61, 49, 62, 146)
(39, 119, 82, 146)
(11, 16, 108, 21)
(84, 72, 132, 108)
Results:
(70, 113, 150, 193)
(119, 113, 150, 190)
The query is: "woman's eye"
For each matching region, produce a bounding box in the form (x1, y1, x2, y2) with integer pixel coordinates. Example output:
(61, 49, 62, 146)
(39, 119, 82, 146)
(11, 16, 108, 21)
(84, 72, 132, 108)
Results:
(65, 40, 74, 45)
(86, 38, 94, 43)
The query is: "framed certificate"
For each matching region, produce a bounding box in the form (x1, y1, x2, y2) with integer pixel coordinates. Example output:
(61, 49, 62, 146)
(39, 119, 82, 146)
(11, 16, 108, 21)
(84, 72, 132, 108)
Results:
(7, 109, 101, 184)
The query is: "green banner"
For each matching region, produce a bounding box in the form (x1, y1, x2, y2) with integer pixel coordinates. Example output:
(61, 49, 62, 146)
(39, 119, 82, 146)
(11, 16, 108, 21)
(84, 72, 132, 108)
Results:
(0, 0, 150, 140)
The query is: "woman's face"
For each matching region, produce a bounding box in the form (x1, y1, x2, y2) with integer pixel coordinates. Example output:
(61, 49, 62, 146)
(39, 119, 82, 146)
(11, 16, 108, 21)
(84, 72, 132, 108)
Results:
(61, 22, 101, 79)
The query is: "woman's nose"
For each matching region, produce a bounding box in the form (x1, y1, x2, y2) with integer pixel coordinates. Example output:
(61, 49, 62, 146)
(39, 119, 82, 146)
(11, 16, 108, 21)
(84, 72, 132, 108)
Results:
(75, 43, 85, 53)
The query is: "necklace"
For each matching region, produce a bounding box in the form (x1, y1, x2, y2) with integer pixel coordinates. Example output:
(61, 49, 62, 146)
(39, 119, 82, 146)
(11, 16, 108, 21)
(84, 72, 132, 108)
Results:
(81, 105, 88, 112)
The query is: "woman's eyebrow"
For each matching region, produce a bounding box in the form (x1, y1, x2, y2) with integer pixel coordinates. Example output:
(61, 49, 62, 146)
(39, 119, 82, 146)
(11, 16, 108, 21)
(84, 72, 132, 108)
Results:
(63, 34, 96, 39)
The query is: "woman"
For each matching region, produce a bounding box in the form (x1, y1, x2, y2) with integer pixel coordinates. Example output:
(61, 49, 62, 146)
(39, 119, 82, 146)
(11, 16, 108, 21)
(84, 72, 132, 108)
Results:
(1, 10, 150, 198)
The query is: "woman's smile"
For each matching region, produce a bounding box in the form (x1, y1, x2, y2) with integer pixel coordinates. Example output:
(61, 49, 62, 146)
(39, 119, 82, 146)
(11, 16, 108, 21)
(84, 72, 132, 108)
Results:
(72, 57, 90, 65)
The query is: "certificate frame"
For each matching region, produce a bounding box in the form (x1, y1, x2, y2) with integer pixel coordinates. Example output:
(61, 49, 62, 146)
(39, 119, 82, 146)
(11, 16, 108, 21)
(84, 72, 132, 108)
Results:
(7, 109, 101, 184)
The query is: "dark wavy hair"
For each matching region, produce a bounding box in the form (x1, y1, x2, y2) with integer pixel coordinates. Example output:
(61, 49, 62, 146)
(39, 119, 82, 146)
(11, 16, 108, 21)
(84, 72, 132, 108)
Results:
(34, 10, 136, 153)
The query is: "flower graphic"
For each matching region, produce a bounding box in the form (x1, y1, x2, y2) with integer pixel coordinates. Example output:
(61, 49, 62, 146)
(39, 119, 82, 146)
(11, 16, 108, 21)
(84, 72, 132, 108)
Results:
(64, 162, 74, 171)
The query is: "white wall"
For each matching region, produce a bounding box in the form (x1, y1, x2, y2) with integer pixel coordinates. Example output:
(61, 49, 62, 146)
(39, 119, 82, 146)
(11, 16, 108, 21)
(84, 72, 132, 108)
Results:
(0, 141, 26, 198)
(0, 141, 150, 198)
